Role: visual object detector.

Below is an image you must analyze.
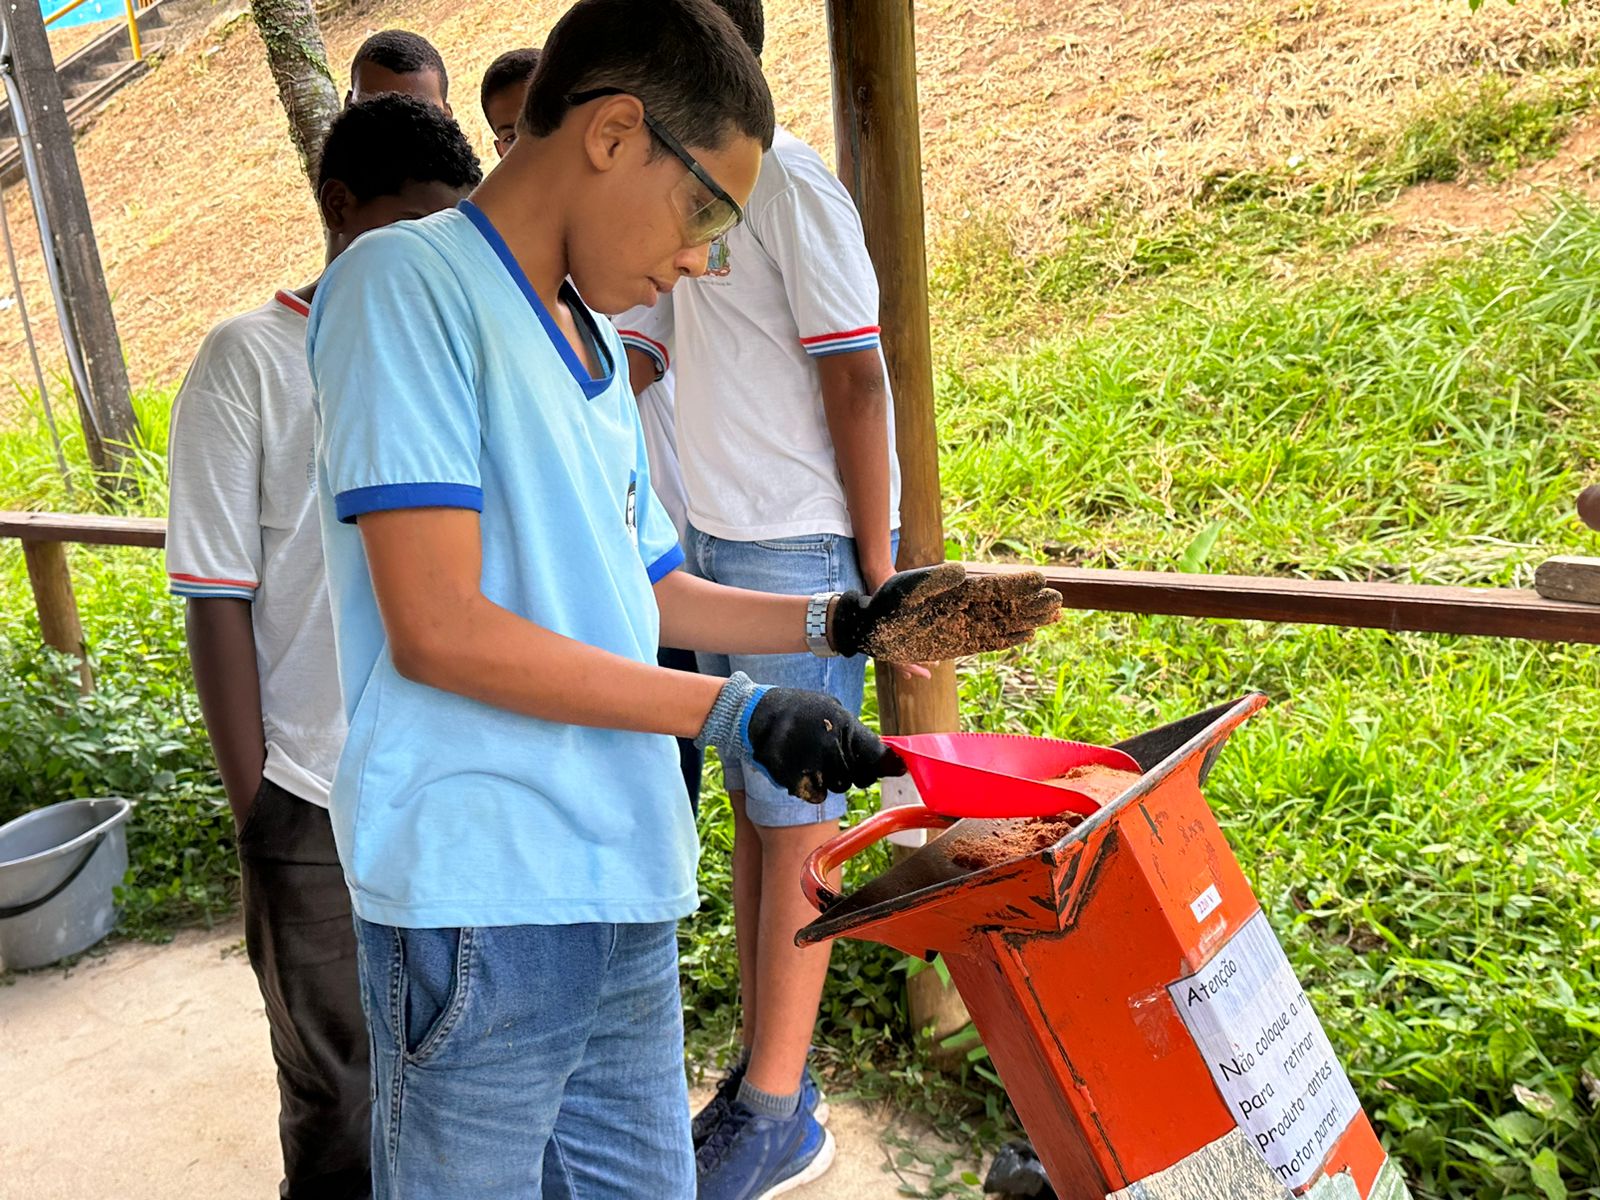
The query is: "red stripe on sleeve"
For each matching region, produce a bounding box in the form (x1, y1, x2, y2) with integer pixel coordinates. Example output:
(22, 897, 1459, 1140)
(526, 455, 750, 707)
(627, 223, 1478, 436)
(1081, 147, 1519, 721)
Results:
(798, 325, 880, 346)
(168, 572, 258, 588)
(618, 330, 670, 371)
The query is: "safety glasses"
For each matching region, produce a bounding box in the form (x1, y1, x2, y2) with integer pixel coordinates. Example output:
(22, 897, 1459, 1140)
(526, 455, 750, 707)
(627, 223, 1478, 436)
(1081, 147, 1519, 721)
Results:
(565, 87, 745, 245)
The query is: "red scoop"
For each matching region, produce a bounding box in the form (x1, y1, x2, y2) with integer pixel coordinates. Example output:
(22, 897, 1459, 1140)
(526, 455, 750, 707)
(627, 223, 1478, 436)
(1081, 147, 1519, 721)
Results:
(883, 732, 1143, 819)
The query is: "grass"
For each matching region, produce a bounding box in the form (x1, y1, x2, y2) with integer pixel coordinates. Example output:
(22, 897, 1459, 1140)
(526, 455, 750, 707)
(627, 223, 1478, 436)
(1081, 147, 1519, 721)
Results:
(1375, 73, 1598, 188)
(5, 89, 1600, 1200)
(921, 195, 1598, 1199)
(933, 198, 1600, 586)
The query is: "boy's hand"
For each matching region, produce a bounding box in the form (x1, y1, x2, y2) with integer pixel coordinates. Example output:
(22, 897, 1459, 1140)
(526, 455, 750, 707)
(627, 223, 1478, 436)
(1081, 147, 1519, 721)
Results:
(829, 563, 1062, 664)
(695, 674, 904, 802)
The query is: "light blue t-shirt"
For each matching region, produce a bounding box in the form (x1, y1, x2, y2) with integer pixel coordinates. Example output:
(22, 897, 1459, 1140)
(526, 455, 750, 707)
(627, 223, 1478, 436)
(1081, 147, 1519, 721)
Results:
(307, 201, 694, 929)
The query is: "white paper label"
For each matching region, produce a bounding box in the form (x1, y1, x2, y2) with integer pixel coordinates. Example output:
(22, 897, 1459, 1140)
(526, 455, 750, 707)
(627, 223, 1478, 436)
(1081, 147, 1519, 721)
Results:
(1168, 910, 1362, 1190)
(1190, 883, 1222, 923)
(878, 775, 929, 848)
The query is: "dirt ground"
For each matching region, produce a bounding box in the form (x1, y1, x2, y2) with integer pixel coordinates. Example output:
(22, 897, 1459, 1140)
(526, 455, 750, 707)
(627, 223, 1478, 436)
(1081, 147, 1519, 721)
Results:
(0, 921, 961, 1199)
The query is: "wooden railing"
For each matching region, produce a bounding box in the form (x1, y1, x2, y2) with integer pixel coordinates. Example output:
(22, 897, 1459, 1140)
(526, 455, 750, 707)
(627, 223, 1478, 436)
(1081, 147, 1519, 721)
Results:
(2, 511, 164, 692)
(5, 510, 1598, 696)
(964, 563, 1600, 644)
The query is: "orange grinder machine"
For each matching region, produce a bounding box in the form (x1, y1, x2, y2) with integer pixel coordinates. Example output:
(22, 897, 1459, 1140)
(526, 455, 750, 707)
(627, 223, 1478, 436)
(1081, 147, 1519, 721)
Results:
(799, 695, 1411, 1200)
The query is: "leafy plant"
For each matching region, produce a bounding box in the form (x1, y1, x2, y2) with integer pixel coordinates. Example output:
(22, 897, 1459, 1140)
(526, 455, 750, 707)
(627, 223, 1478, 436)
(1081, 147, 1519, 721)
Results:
(0, 546, 235, 937)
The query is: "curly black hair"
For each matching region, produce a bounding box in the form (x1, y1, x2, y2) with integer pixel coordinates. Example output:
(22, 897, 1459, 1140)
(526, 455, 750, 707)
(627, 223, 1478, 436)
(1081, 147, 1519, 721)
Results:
(350, 29, 449, 101)
(317, 94, 482, 202)
(480, 48, 542, 120)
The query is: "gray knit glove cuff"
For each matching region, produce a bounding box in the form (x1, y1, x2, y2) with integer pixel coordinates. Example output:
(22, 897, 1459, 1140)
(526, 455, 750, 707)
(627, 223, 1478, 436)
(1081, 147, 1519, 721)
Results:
(694, 671, 768, 757)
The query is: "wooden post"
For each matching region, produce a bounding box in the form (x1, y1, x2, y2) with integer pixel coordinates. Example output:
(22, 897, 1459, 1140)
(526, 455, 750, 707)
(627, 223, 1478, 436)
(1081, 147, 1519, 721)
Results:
(21, 541, 92, 693)
(0, 0, 140, 481)
(826, 0, 969, 1050)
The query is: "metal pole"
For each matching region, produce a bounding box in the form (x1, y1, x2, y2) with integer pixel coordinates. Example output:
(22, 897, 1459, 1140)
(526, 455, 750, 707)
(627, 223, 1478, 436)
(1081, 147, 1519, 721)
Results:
(0, 3, 140, 487)
(0, 24, 103, 446)
(0, 179, 73, 495)
(123, 0, 142, 61)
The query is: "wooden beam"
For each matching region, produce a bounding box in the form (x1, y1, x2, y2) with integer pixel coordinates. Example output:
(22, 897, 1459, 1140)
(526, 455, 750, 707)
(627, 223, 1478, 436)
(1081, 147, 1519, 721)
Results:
(0, 510, 166, 548)
(827, 0, 969, 1050)
(1534, 556, 1600, 606)
(967, 563, 1600, 645)
(21, 540, 92, 692)
(3, 512, 1592, 645)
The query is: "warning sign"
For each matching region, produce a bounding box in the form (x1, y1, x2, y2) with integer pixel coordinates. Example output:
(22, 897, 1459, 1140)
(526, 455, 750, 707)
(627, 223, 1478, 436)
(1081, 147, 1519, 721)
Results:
(1168, 910, 1362, 1190)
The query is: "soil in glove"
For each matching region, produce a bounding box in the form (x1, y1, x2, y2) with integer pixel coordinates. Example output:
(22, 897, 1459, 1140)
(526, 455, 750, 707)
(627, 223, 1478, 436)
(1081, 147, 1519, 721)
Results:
(745, 687, 906, 802)
(946, 764, 1140, 871)
(831, 563, 1062, 664)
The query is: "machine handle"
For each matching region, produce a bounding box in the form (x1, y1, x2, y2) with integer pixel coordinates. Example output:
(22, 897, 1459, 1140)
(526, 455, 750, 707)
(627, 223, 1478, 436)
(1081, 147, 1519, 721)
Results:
(803, 806, 957, 911)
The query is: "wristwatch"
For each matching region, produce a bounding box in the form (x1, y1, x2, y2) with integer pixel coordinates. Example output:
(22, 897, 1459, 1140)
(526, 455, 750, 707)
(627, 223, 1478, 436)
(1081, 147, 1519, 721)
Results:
(804, 592, 839, 658)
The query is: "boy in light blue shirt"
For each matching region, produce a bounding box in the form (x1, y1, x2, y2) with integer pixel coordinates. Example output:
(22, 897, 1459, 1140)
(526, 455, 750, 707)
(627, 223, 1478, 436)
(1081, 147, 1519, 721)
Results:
(309, 1, 1060, 1195)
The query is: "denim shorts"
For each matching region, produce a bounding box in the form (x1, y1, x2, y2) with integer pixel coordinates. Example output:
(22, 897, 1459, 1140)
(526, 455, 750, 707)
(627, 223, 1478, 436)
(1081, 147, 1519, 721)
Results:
(685, 524, 894, 828)
(354, 917, 691, 1199)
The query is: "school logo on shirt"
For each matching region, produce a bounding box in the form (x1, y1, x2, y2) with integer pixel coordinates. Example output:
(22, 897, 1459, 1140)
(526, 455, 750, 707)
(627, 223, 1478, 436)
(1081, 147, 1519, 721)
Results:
(706, 236, 731, 277)
(626, 472, 639, 547)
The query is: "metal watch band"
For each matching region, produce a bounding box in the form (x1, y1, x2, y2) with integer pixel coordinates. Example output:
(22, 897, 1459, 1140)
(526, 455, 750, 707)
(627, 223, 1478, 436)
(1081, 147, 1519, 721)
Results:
(805, 592, 839, 657)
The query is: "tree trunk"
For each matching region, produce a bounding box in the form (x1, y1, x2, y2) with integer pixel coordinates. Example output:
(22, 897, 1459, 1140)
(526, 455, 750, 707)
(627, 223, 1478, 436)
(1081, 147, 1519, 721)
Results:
(250, 0, 340, 188)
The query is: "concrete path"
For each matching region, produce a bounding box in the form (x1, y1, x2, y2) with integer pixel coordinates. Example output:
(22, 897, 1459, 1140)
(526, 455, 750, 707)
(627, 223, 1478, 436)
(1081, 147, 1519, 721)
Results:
(0, 921, 959, 1198)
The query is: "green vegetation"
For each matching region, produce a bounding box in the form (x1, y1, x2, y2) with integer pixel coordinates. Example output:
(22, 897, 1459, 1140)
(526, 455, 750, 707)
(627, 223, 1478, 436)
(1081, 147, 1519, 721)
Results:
(1379, 75, 1595, 186)
(0, 413, 234, 936)
(935, 198, 1600, 579)
(4, 75, 1600, 1200)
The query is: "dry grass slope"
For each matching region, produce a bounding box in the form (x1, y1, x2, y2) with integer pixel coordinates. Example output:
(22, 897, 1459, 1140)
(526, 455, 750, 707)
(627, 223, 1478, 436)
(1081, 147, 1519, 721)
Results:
(1, 0, 1600, 405)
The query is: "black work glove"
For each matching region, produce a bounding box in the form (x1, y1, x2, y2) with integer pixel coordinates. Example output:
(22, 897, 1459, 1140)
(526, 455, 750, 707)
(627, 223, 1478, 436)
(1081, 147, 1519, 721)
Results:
(695, 674, 905, 802)
(828, 562, 1062, 663)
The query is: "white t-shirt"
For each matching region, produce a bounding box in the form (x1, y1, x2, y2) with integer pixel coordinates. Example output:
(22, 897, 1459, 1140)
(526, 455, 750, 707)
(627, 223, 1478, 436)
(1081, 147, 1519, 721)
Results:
(165, 291, 345, 807)
(611, 321, 690, 543)
(623, 126, 901, 542)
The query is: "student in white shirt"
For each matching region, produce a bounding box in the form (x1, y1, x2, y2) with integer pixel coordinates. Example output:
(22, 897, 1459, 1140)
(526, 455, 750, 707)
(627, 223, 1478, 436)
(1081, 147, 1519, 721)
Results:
(165, 97, 481, 1200)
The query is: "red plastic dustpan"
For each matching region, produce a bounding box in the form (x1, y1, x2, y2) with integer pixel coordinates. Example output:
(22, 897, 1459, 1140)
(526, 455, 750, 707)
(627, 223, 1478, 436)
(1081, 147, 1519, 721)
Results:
(883, 733, 1143, 819)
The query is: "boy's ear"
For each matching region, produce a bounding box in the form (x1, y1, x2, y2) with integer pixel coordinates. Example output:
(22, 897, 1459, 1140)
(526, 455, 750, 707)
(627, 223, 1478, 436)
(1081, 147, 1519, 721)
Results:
(319, 177, 355, 234)
(583, 94, 646, 175)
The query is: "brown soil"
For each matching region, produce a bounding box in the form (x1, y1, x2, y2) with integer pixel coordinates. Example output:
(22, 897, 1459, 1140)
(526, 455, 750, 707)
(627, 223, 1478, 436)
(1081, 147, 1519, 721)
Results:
(945, 763, 1140, 870)
(866, 570, 1061, 664)
(1042, 762, 1142, 802)
(1358, 110, 1600, 267)
(948, 814, 1086, 871)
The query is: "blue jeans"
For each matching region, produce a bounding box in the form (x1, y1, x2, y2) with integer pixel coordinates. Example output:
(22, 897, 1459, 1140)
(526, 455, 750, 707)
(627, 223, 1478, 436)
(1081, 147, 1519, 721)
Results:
(685, 526, 895, 827)
(353, 917, 692, 1199)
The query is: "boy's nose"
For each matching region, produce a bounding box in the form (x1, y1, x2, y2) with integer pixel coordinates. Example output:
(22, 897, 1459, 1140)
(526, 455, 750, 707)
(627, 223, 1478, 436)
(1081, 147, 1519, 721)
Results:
(675, 242, 712, 279)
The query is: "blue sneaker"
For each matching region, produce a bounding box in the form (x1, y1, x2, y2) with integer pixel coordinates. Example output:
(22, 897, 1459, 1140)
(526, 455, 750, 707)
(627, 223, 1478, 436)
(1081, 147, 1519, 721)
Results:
(800, 1068, 830, 1129)
(693, 1061, 830, 1150)
(692, 1064, 747, 1149)
(696, 1102, 836, 1200)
